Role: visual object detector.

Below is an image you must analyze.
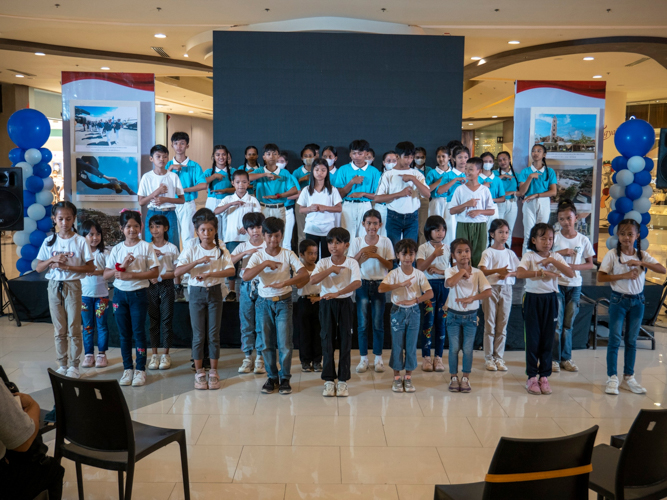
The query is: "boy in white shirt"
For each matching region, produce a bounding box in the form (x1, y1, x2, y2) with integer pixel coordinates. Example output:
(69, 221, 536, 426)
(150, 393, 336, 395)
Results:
(379, 239, 433, 393)
(449, 157, 495, 266)
(138, 144, 185, 246)
(349, 209, 395, 373)
(243, 217, 309, 395)
(310, 228, 362, 397)
(375, 141, 431, 249)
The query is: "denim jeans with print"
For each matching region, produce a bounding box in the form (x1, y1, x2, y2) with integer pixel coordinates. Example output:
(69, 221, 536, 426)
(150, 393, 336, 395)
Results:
(81, 296, 109, 354)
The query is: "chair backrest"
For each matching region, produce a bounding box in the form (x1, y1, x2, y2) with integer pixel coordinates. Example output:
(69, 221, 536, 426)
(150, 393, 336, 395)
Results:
(482, 426, 598, 500)
(618, 409, 667, 489)
(47, 368, 135, 454)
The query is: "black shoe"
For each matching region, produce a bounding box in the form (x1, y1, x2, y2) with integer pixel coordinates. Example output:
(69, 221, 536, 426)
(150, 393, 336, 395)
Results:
(301, 362, 313, 372)
(313, 362, 322, 372)
(279, 379, 292, 395)
(174, 285, 186, 303)
(190, 360, 196, 372)
(226, 290, 237, 302)
(261, 378, 278, 394)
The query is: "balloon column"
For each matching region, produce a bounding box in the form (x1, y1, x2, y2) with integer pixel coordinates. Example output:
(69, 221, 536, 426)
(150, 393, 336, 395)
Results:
(7, 109, 55, 275)
(607, 118, 655, 251)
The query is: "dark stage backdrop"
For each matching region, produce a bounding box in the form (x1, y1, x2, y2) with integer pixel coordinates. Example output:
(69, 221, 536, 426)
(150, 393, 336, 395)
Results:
(213, 31, 464, 168)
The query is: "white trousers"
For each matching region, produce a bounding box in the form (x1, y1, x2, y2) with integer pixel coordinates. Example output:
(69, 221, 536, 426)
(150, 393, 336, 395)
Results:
(175, 200, 197, 247)
(418, 197, 430, 244)
(260, 205, 291, 249)
(498, 199, 518, 240)
(341, 201, 371, 238)
(374, 204, 388, 237)
(428, 197, 447, 218)
(522, 197, 551, 254)
(205, 196, 224, 242)
(444, 205, 457, 247)
(283, 207, 295, 250)
(487, 205, 500, 231)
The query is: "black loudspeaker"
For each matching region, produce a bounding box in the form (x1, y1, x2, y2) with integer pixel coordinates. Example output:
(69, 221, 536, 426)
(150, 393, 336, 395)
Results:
(0, 168, 24, 231)
(656, 128, 667, 188)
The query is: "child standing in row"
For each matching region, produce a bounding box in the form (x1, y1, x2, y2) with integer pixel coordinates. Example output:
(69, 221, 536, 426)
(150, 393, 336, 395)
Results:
(478, 219, 520, 372)
(437, 145, 468, 246)
(598, 219, 665, 395)
(445, 239, 492, 393)
(379, 239, 433, 393)
(516, 223, 575, 395)
(296, 239, 323, 373)
(80, 219, 110, 369)
(426, 147, 450, 218)
(496, 152, 519, 237)
(416, 216, 450, 372)
(204, 145, 235, 236)
(37, 202, 95, 378)
(479, 152, 506, 230)
(103, 211, 159, 387)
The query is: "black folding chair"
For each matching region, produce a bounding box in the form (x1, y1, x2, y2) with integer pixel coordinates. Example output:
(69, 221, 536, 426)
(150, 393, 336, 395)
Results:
(590, 296, 656, 351)
(47, 368, 190, 500)
(589, 409, 667, 500)
(434, 426, 598, 500)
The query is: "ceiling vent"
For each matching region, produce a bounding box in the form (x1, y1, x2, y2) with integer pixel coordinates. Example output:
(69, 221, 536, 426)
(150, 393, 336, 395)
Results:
(7, 68, 36, 77)
(625, 57, 650, 67)
(151, 47, 171, 58)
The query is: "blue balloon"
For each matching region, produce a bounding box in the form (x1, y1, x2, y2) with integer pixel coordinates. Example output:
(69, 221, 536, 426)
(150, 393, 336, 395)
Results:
(16, 258, 33, 274)
(607, 210, 623, 226)
(614, 119, 656, 158)
(608, 225, 615, 236)
(642, 212, 651, 225)
(612, 172, 617, 184)
(23, 206, 29, 218)
(616, 197, 633, 213)
(611, 156, 628, 172)
(634, 170, 652, 186)
(23, 190, 36, 207)
(25, 175, 44, 193)
(29, 230, 47, 247)
(33, 162, 52, 178)
(39, 148, 52, 163)
(7, 109, 51, 150)
(37, 214, 53, 232)
(644, 157, 654, 171)
(21, 244, 39, 261)
(9, 148, 25, 164)
(640, 225, 649, 240)
(625, 183, 643, 201)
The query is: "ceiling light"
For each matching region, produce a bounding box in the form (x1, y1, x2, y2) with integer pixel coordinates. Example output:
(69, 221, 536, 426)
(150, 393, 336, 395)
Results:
(583, 57, 595, 61)
(188, 110, 194, 114)
(492, 115, 498, 118)
(15, 74, 24, 78)
(35, 52, 45, 56)
(183, 54, 189, 58)
(508, 40, 520, 45)
(593, 75, 602, 78)
(477, 59, 486, 66)
(471, 56, 481, 61)
(655, 403, 662, 407)
(154, 33, 167, 38)
(101, 67, 110, 70)
(468, 123, 474, 126)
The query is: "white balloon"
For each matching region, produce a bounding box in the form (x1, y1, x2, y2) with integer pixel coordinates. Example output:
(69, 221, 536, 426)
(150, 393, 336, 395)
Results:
(642, 185, 654, 199)
(15, 162, 33, 187)
(633, 197, 651, 213)
(16, 245, 23, 258)
(610, 199, 617, 211)
(616, 169, 635, 187)
(24, 148, 42, 166)
(641, 238, 650, 250)
(27, 203, 46, 221)
(606, 236, 618, 250)
(625, 210, 642, 223)
(36, 190, 53, 206)
(42, 177, 54, 191)
(627, 156, 645, 173)
(12, 231, 31, 247)
(31, 259, 39, 271)
(609, 184, 625, 199)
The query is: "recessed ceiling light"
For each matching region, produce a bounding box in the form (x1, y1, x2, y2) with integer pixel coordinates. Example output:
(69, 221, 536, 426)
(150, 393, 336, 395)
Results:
(471, 56, 481, 61)
(154, 33, 167, 38)
(508, 40, 520, 45)
(15, 74, 24, 78)
(593, 75, 602, 78)
(468, 123, 474, 126)
(655, 403, 662, 407)
(477, 59, 486, 66)
(492, 115, 498, 118)
(35, 52, 45, 56)
(188, 110, 194, 114)
(101, 67, 110, 70)
(583, 57, 595, 61)
(183, 54, 189, 58)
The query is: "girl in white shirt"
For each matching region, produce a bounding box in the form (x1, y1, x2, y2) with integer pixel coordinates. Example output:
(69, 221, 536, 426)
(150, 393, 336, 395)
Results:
(516, 223, 575, 396)
(103, 211, 160, 387)
(80, 220, 110, 369)
(598, 219, 665, 395)
(36, 202, 95, 379)
(478, 219, 520, 372)
(297, 159, 342, 258)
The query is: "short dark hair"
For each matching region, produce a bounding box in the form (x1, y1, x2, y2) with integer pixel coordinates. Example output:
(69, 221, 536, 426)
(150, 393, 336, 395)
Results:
(262, 216, 284, 235)
(326, 227, 350, 244)
(232, 169, 250, 181)
(415, 147, 427, 156)
(170, 131, 189, 144)
(305, 143, 320, 152)
(382, 150, 397, 163)
(263, 143, 280, 154)
(395, 238, 418, 255)
(148, 214, 170, 241)
(150, 144, 169, 156)
(527, 223, 554, 252)
(480, 152, 495, 162)
(395, 141, 416, 157)
(349, 139, 370, 153)
(363, 209, 382, 223)
(424, 216, 447, 242)
(322, 145, 337, 157)
(242, 212, 265, 230)
(467, 157, 484, 170)
(299, 239, 318, 255)
(192, 207, 214, 224)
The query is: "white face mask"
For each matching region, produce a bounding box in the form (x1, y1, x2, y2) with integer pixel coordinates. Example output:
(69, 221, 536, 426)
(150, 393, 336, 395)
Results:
(303, 158, 314, 166)
(276, 162, 286, 169)
(385, 162, 396, 171)
(326, 158, 335, 167)
(366, 160, 373, 166)
(483, 162, 494, 171)
(415, 159, 425, 166)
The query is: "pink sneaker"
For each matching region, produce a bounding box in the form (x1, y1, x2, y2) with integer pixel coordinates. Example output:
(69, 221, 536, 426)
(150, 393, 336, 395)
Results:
(539, 377, 552, 395)
(95, 354, 108, 368)
(194, 372, 208, 390)
(81, 355, 95, 368)
(526, 377, 541, 395)
(208, 370, 221, 390)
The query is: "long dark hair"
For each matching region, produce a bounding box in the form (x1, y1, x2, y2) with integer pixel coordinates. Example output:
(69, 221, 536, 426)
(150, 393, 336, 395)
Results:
(435, 146, 451, 171)
(616, 219, 643, 265)
(308, 158, 333, 195)
(46, 201, 78, 246)
(194, 211, 223, 259)
(148, 214, 170, 242)
(531, 144, 553, 179)
(488, 218, 510, 248)
(497, 151, 519, 191)
(451, 145, 470, 171)
(80, 219, 105, 252)
(119, 210, 142, 242)
(449, 238, 471, 267)
(527, 223, 554, 252)
(243, 145, 259, 171)
(209, 145, 231, 193)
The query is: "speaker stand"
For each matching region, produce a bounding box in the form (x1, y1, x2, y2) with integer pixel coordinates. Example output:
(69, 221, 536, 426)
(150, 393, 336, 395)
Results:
(0, 239, 21, 327)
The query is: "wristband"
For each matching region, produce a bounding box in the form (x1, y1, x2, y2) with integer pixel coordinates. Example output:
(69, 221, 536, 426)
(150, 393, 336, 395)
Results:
(115, 263, 127, 272)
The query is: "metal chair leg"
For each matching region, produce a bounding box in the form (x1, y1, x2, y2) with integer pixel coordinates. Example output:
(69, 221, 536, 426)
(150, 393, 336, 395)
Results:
(75, 462, 84, 500)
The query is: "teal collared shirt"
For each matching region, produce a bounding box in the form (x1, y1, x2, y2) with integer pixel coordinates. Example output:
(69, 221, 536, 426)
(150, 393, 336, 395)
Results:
(166, 158, 206, 202)
(441, 168, 467, 202)
(203, 167, 233, 199)
(333, 162, 381, 203)
(500, 174, 519, 200)
(253, 166, 299, 205)
(516, 165, 557, 197)
(426, 167, 449, 199)
(478, 172, 506, 199)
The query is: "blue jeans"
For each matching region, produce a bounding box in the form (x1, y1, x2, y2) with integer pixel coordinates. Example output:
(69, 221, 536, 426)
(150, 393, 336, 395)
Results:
(389, 305, 420, 371)
(553, 285, 581, 362)
(421, 279, 449, 358)
(356, 280, 386, 356)
(386, 209, 419, 249)
(239, 280, 263, 355)
(446, 309, 478, 374)
(607, 291, 645, 377)
(81, 296, 109, 354)
(113, 288, 148, 371)
(145, 209, 179, 246)
(257, 296, 293, 380)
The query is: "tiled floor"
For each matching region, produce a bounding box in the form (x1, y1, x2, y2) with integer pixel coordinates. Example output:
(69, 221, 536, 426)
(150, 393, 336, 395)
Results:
(3, 317, 667, 499)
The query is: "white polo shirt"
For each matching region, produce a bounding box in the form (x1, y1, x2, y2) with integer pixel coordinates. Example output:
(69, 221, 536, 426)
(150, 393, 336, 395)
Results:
(348, 236, 395, 280)
(553, 232, 595, 287)
(450, 184, 495, 223)
(217, 192, 261, 243)
(138, 170, 184, 210)
(376, 169, 428, 214)
(246, 248, 304, 298)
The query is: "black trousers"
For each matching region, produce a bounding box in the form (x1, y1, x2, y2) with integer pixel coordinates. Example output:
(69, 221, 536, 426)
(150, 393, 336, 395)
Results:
(305, 233, 331, 258)
(297, 296, 322, 364)
(0, 450, 64, 500)
(148, 279, 175, 349)
(522, 292, 558, 378)
(319, 297, 354, 382)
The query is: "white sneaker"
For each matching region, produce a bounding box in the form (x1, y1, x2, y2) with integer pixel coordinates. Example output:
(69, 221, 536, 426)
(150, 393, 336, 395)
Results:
(238, 358, 253, 373)
(561, 359, 578, 372)
(148, 354, 160, 370)
(356, 358, 369, 373)
(56, 366, 67, 376)
(132, 370, 146, 387)
(621, 375, 647, 394)
(159, 354, 171, 370)
(606, 375, 619, 395)
(495, 359, 508, 371)
(120, 369, 134, 386)
(323, 381, 336, 397)
(552, 361, 561, 372)
(66, 367, 80, 379)
(254, 357, 266, 374)
(374, 358, 385, 373)
(336, 381, 349, 397)
(485, 360, 498, 371)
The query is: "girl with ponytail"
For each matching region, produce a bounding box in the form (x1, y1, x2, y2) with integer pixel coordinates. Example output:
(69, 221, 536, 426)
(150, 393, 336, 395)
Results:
(496, 151, 519, 237)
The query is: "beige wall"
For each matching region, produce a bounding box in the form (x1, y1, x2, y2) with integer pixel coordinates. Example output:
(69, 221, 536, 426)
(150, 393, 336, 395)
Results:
(0, 84, 30, 166)
(603, 91, 627, 161)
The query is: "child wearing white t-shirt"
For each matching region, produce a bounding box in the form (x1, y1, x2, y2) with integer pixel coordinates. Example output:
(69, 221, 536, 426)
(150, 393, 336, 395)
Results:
(379, 239, 433, 393)
(478, 219, 520, 372)
(445, 238, 492, 393)
(296, 239, 323, 373)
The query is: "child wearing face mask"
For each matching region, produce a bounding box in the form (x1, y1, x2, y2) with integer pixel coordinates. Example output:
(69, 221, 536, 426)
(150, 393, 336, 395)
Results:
(414, 147, 431, 244)
(375, 151, 398, 237)
(322, 146, 341, 227)
(437, 145, 469, 246)
(479, 152, 506, 231)
(293, 146, 317, 244)
(427, 146, 451, 219)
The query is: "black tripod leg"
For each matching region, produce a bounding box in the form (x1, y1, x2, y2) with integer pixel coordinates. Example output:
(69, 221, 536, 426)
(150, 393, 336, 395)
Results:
(0, 273, 21, 326)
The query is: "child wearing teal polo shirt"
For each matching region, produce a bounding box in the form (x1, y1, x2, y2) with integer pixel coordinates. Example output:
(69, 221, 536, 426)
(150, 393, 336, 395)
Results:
(414, 147, 432, 244)
(497, 151, 519, 236)
(436, 145, 469, 246)
(204, 145, 235, 237)
(166, 132, 207, 246)
(426, 146, 451, 218)
(479, 152, 506, 231)
(293, 145, 317, 244)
